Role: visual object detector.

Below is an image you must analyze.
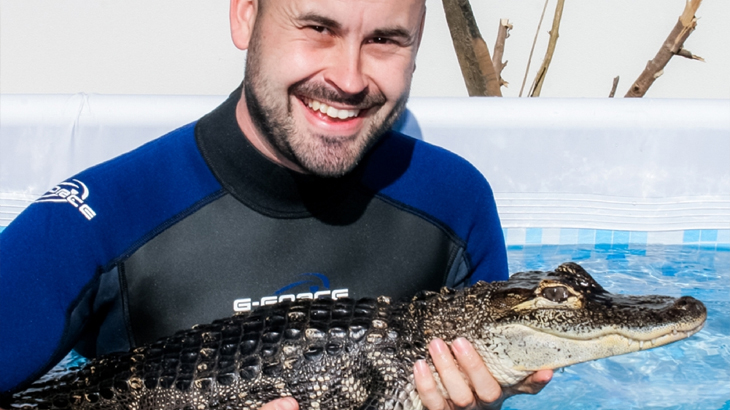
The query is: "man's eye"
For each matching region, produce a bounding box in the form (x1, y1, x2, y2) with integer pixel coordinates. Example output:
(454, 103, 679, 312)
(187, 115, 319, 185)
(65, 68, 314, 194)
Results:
(309, 25, 328, 34)
(369, 37, 392, 45)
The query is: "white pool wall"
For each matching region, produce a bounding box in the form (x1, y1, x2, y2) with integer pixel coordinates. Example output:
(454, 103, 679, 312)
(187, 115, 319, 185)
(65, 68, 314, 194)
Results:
(1, 95, 728, 246)
(397, 98, 730, 247)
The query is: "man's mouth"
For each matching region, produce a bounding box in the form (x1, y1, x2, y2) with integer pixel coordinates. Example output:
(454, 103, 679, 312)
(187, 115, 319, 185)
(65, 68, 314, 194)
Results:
(302, 97, 361, 120)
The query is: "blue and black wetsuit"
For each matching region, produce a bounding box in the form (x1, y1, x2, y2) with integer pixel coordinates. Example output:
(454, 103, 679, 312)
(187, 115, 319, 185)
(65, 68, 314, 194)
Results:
(0, 89, 507, 395)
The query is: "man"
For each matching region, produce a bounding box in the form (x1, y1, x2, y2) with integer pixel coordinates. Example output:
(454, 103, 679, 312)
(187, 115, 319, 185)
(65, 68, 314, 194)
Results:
(0, 0, 551, 408)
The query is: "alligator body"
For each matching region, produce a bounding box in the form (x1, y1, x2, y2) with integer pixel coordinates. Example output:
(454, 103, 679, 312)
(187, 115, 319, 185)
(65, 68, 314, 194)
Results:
(8, 262, 707, 410)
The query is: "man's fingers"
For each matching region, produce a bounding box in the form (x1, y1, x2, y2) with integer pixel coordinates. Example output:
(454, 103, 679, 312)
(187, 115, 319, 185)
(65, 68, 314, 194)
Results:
(507, 369, 553, 396)
(414, 359, 449, 410)
(428, 338, 477, 408)
(523, 369, 553, 394)
(259, 397, 299, 410)
(451, 337, 502, 404)
(414, 338, 551, 410)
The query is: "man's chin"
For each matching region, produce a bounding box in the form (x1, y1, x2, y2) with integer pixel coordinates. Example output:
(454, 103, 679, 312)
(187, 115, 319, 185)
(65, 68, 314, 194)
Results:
(296, 153, 359, 178)
(292, 142, 363, 177)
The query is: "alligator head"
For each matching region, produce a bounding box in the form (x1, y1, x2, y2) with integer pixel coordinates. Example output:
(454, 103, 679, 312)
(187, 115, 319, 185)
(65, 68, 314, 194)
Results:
(443, 262, 707, 386)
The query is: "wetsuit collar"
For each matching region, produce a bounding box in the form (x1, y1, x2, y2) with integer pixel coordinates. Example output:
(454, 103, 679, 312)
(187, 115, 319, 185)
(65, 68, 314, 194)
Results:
(195, 87, 368, 218)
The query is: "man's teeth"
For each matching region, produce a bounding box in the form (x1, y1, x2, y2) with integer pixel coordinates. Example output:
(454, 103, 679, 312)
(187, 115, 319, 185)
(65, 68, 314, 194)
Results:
(305, 98, 360, 120)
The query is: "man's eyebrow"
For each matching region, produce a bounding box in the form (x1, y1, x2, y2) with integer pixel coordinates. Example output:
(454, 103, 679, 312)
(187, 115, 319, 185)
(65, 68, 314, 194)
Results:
(295, 12, 415, 44)
(371, 27, 415, 43)
(296, 13, 342, 31)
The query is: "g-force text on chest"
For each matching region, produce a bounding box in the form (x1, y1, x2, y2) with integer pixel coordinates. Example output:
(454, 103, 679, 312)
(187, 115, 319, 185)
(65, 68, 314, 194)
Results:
(233, 288, 349, 313)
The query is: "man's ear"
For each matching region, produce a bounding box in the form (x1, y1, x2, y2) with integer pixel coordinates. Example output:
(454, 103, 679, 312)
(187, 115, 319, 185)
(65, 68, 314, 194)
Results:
(413, 5, 426, 73)
(415, 5, 426, 52)
(230, 0, 258, 50)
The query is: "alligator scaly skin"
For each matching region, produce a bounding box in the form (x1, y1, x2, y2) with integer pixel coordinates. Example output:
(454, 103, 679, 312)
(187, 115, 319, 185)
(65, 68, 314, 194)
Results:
(11, 296, 428, 410)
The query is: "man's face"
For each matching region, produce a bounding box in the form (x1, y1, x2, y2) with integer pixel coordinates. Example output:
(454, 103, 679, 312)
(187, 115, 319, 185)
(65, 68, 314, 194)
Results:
(242, 0, 425, 177)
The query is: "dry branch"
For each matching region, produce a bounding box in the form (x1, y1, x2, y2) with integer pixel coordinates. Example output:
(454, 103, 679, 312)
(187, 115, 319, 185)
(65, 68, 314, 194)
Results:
(520, 0, 550, 97)
(529, 0, 566, 97)
(442, 0, 502, 96)
(493, 19, 513, 88)
(609, 76, 620, 98)
(625, 0, 704, 98)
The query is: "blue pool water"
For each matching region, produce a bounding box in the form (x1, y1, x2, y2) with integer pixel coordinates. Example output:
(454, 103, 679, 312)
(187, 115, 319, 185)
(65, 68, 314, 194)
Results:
(503, 244, 730, 410)
(48, 244, 729, 409)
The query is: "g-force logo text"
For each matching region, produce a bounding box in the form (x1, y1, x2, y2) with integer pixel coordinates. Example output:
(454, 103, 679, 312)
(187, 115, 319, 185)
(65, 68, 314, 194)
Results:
(233, 288, 349, 313)
(36, 179, 96, 220)
(233, 273, 348, 313)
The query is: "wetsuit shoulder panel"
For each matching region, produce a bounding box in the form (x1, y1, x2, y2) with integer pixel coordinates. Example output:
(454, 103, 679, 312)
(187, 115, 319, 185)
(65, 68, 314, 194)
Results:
(362, 132, 508, 284)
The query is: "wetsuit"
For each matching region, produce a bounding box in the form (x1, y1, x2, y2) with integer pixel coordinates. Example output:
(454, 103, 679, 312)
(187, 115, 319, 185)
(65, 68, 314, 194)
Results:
(0, 89, 508, 395)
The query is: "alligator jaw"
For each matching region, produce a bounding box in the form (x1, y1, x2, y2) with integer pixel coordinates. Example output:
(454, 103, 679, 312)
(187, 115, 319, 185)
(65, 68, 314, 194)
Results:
(474, 318, 706, 387)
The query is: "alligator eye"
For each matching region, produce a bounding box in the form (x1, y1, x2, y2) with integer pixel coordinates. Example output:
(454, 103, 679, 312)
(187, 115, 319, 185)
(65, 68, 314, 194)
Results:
(541, 286, 570, 302)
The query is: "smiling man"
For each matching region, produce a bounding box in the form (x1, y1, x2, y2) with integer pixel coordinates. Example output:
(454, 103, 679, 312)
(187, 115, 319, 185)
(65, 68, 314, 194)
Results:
(0, 0, 550, 409)
(234, 0, 418, 177)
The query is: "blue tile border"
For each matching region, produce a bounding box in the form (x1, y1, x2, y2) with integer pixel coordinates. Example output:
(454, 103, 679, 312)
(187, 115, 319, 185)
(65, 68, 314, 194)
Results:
(559, 229, 578, 244)
(504, 228, 730, 247)
(525, 228, 543, 244)
(578, 229, 596, 244)
(3, 224, 728, 248)
(683, 230, 701, 243)
(630, 231, 648, 244)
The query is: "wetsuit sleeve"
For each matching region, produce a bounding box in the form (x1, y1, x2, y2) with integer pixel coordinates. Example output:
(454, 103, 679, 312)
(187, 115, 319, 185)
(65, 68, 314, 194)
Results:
(0, 186, 107, 395)
(463, 176, 509, 285)
(0, 122, 223, 396)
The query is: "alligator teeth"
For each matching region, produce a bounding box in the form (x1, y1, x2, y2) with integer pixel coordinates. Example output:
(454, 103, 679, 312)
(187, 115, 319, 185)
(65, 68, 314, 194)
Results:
(305, 98, 360, 120)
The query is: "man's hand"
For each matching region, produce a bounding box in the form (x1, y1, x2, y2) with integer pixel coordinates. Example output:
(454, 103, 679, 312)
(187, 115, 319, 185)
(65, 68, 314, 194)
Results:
(414, 338, 552, 409)
(260, 397, 299, 410)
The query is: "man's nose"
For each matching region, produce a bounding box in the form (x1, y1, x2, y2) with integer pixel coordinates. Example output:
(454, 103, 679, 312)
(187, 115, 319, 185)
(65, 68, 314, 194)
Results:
(323, 43, 368, 97)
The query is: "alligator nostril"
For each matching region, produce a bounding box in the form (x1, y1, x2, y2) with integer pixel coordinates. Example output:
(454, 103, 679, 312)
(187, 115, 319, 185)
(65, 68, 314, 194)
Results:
(674, 296, 706, 315)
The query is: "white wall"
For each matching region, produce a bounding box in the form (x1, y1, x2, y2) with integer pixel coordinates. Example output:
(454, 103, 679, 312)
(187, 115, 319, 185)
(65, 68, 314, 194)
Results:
(1, 0, 729, 98)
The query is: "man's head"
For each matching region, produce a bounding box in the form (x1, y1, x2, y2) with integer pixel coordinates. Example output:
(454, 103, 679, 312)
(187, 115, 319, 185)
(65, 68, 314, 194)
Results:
(230, 0, 426, 177)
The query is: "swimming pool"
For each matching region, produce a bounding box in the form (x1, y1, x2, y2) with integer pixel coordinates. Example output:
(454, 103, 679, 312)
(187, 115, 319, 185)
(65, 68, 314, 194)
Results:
(504, 244, 730, 410)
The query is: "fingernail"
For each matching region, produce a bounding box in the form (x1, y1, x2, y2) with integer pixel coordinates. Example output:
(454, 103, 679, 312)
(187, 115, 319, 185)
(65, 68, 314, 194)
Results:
(414, 359, 429, 376)
(451, 337, 470, 354)
(430, 338, 447, 354)
(276, 397, 299, 410)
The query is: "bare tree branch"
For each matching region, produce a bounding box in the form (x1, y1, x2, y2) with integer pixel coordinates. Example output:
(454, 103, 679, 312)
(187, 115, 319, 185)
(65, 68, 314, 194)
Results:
(493, 18, 513, 88)
(625, 0, 704, 98)
(609, 76, 620, 98)
(441, 0, 502, 96)
(529, 0, 566, 97)
(520, 0, 550, 97)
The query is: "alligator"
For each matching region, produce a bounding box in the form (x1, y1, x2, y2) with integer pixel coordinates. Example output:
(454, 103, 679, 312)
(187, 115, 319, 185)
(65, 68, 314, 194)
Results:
(7, 262, 706, 410)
